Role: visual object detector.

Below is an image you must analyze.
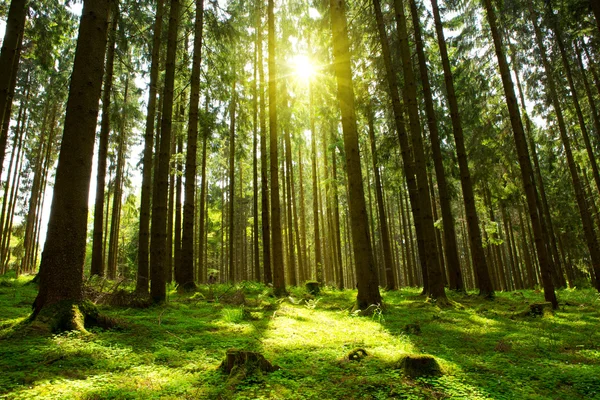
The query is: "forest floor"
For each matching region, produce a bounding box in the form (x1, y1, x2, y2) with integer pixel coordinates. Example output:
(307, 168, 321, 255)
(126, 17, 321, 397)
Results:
(1, 275, 599, 399)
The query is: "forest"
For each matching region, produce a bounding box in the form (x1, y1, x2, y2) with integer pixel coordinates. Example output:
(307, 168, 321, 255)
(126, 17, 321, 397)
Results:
(0, 0, 600, 398)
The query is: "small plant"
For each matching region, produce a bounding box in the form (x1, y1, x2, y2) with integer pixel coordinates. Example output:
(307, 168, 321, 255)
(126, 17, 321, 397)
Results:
(303, 298, 321, 310)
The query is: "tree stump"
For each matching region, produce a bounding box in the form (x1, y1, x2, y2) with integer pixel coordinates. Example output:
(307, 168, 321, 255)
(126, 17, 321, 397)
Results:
(397, 354, 442, 377)
(219, 349, 279, 384)
(347, 348, 368, 361)
(305, 281, 320, 295)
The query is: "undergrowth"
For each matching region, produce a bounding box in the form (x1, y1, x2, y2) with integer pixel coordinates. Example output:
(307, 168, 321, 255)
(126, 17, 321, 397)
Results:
(1, 274, 599, 399)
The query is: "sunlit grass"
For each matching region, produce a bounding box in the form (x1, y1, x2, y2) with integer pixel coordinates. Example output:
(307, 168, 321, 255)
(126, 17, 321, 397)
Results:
(1, 278, 600, 399)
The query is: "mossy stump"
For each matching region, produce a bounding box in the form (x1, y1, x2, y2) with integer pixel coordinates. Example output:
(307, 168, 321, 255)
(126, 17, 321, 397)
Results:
(29, 300, 118, 334)
(515, 302, 553, 318)
(219, 349, 279, 384)
(397, 354, 442, 378)
(347, 348, 368, 362)
(305, 281, 320, 295)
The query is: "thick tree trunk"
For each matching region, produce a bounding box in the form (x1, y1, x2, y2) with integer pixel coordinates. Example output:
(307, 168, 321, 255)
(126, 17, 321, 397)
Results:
(150, 0, 180, 303)
(482, 0, 557, 308)
(330, 0, 381, 310)
(33, 0, 110, 315)
(91, 6, 118, 277)
(137, 0, 165, 293)
(252, 18, 260, 282)
(180, 0, 204, 290)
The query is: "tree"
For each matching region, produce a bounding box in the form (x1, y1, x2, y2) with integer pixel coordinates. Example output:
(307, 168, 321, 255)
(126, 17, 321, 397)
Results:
(330, 0, 381, 310)
(150, 0, 180, 303)
(179, 0, 205, 291)
(32, 0, 111, 324)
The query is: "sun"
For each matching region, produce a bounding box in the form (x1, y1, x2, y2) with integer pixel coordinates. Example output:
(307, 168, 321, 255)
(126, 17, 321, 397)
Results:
(290, 55, 316, 82)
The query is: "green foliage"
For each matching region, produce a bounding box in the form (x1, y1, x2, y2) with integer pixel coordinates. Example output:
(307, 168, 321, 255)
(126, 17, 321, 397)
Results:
(1, 280, 600, 399)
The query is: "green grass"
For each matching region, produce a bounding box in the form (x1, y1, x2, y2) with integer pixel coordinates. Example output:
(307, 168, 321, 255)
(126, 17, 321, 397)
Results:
(1, 275, 600, 399)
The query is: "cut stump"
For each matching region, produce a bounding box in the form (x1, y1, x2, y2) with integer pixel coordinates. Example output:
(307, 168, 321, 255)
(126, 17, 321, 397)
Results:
(305, 281, 320, 295)
(397, 354, 442, 377)
(347, 348, 368, 361)
(219, 349, 279, 384)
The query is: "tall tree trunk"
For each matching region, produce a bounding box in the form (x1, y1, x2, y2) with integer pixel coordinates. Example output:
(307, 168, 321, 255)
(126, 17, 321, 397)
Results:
(330, 0, 381, 310)
(283, 126, 298, 286)
(137, 0, 165, 293)
(258, 7, 272, 284)
(91, 6, 118, 277)
(372, 0, 428, 293)
(252, 15, 260, 282)
(174, 132, 183, 283)
(482, 0, 557, 308)
(393, 0, 446, 301)
(410, 0, 463, 291)
(150, 0, 180, 303)
(268, 0, 285, 295)
(180, 0, 204, 290)
(330, 130, 344, 289)
(429, 0, 492, 296)
(33, 0, 110, 316)
(590, 0, 600, 36)
(298, 145, 308, 283)
(529, 4, 600, 293)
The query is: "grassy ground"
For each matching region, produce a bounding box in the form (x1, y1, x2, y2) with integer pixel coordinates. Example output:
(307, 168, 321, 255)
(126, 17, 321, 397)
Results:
(1, 275, 599, 399)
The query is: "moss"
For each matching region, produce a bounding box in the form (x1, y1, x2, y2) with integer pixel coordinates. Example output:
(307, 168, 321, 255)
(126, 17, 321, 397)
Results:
(305, 281, 320, 295)
(347, 348, 368, 361)
(396, 354, 442, 377)
(28, 300, 119, 335)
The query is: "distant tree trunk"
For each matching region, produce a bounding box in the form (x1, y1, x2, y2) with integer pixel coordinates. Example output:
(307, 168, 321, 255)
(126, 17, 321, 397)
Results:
(107, 110, 126, 280)
(150, 0, 180, 303)
(298, 145, 308, 283)
(174, 132, 183, 283)
(180, 0, 204, 290)
(429, 0, 492, 296)
(529, 4, 600, 293)
(137, 0, 165, 294)
(366, 105, 396, 290)
(0, 0, 27, 181)
(482, 0, 557, 308)
(228, 82, 237, 283)
(575, 40, 600, 155)
(91, 6, 118, 277)
(310, 85, 323, 283)
(33, 0, 110, 316)
(330, 131, 344, 289)
(284, 126, 298, 286)
(197, 97, 209, 283)
(410, 0, 462, 291)
(268, 0, 286, 295)
(257, 7, 271, 284)
(330, 0, 381, 310)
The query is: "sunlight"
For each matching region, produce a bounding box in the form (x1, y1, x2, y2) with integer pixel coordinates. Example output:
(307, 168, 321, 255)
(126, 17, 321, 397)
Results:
(290, 54, 316, 82)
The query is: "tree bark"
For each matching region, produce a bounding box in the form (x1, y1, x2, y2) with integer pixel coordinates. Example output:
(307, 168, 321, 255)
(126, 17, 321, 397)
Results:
(33, 0, 110, 315)
(330, 0, 381, 310)
(137, 0, 165, 293)
(180, 0, 204, 290)
(268, 0, 285, 295)
(150, 0, 180, 303)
